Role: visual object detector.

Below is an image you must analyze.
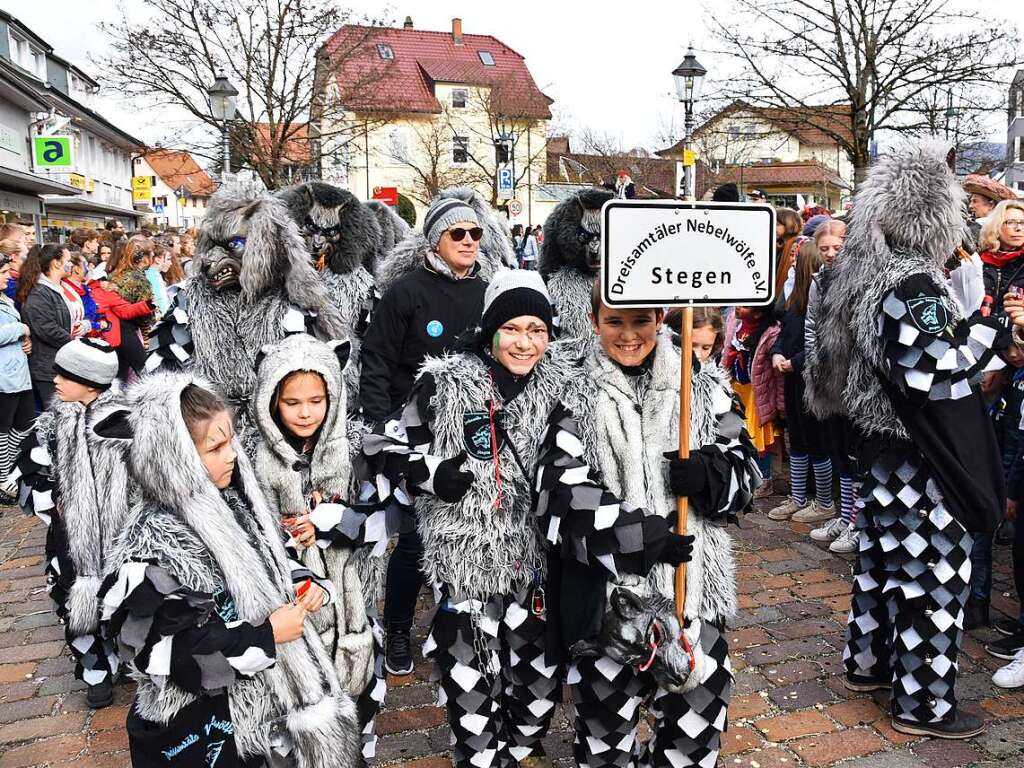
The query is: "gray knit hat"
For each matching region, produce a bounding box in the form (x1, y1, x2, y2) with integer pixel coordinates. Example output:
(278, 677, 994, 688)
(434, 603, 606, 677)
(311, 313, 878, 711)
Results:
(480, 270, 553, 339)
(423, 197, 479, 249)
(53, 338, 118, 390)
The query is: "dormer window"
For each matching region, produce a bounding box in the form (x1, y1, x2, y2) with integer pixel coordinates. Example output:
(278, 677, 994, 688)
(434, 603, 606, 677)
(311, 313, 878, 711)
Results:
(377, 44, 394, 60)
(478, 51, 494, 66)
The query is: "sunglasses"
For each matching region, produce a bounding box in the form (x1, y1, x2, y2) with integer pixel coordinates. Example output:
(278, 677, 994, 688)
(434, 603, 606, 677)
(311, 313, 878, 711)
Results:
(448, 227, 483, 242)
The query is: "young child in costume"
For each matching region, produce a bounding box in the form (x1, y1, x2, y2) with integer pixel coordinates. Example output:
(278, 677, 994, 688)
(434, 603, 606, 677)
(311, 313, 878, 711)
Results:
(365, 270, 700, 768)
(252, 333, 389, 759)
(99, 374, 361, 768)
(535, 284, 760, 768)
(13, 338, 129, 709)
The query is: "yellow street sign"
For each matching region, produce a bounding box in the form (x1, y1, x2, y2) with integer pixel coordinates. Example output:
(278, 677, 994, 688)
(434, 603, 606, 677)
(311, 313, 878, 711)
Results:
(682, 149, 696, 167)
(132, 189, 151, 203)
(132, 175, 153, 192)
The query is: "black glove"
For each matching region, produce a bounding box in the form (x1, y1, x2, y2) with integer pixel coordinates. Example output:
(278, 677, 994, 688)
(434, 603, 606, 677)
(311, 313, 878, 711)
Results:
(664, 451, 707, 497)
(659, 533, 695, 566)
(433, 451, 474, 503)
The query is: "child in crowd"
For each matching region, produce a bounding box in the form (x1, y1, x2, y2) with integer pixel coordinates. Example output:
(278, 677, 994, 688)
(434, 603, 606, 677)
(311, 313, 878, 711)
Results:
(665, 306, 724, 364)
(99, 373, 362, 768)
(723, 304, 782, 495)
(63, 251, 104, 336)
(0, 253, 31, 500)
(252, 334, 388, 759)
(768, 241, 837, 530)
(13, 338, 130, 709)
(541, 282, 759, 768)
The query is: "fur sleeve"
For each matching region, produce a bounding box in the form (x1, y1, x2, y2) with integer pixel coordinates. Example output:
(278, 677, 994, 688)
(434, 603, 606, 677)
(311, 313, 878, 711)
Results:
(145, 284, 193, 372)
(306, 498, 408, 559)
(535, 403, 671, 578)
(100, 560, 276, 694)
(693, 384, 761, 523)
(879, 274, 1009, 405)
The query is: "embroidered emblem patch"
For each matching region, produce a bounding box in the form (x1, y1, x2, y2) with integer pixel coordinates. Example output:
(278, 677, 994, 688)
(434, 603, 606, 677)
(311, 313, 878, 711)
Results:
(906, 296, 948, 334)
(463, 411, 504, 460)
(426, 320, 444, 337)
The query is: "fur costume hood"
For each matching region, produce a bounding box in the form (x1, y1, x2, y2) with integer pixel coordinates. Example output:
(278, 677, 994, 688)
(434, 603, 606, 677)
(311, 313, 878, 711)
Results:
(196, 183, 343, 333)
(253, 334, 376, 695)
(278, 182, 397, 275)
(805, 142, 966, 432)
(366, 200, 410, 258)
(538, 187, 613, 279)
(113, 371, 361, 768)
(375, 186, 512, 293)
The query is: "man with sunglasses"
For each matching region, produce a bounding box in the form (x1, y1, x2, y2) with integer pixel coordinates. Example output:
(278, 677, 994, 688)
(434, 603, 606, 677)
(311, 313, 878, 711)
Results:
(359, 195, 488, 676)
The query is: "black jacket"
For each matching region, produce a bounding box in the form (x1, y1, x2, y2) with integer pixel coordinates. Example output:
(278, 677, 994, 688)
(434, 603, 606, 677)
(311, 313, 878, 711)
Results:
(771, 304, 807, 373)
(982, 256, 1024, 316)
(21, 282, 72, 385)
(359, 261, 486, 422)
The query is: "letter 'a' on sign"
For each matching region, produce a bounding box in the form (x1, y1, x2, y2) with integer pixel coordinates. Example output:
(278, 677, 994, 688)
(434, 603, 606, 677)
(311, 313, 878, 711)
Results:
(32, 136, 73, 169)
(601, 199, 777, 308)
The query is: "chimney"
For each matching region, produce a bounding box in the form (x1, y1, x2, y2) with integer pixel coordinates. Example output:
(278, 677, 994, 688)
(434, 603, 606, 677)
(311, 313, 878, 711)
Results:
(403, 16, 413, 29)
(452, 18, 463, 45)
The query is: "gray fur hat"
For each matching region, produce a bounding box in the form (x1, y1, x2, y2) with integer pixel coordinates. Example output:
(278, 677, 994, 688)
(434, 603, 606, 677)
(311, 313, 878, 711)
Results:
(423, 198, 479, 249)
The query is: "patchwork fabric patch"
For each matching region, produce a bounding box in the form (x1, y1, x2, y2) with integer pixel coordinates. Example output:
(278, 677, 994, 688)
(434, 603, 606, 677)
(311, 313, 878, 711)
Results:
(905, 296, 948, 334)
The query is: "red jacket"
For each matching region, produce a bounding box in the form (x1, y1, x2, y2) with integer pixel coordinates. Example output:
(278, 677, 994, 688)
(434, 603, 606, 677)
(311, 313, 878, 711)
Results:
(88, 280, 153, 348)
(725, 311, 785, 426)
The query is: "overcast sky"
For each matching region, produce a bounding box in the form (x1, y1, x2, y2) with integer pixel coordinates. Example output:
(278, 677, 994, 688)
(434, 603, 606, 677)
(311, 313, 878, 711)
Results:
(3, 0, 1024, 155)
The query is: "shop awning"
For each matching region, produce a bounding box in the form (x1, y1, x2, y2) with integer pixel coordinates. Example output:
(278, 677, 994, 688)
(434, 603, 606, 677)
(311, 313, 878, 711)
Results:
(41, 195, 143, 220)
(0, 165, 79, 196)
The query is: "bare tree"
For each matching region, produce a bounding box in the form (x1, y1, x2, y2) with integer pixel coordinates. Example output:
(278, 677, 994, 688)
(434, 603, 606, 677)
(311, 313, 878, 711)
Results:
(707, 0, 1021, 183)
(95, 0, 391, 189)
(382, 115, 481, 205)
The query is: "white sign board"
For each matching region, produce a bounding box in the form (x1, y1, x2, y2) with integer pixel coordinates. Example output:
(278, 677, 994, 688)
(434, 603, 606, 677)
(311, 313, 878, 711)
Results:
(507, 198, 523, 217)
(497, 165, 514, 200)
(601, 200, 776, 308)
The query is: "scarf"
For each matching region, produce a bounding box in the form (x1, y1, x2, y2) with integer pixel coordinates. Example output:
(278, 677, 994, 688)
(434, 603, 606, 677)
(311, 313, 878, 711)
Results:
(980, 247, 1024, 269)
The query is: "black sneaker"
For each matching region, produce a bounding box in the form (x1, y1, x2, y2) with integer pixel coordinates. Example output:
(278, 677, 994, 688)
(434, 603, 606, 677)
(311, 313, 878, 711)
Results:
(86, 678, 113, 709)
(985, 631, 1024, 660)
(964, 597, 990, 631)
(843, 673, 890, 692)
(994, 617, 1024, 637)
(385, 628, 415, 676)
(891, 710, 984, 740)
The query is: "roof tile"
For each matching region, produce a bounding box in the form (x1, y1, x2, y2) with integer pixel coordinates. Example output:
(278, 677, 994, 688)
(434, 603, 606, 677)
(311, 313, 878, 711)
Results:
(141, 149, 216, 196)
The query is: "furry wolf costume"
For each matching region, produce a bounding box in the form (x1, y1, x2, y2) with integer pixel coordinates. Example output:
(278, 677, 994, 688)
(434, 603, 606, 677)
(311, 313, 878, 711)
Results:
(375, 186, 513, 295)
(146, 184, 344, 447)
(13, 388, 132, 687)
(277, 183, 409, 398)
(806, 143, 1009, 732)
(538, 187, 614, 339)
(537, 332, 760, 767)
(253, 333, 394, 759)
(100, 371, 361, 768)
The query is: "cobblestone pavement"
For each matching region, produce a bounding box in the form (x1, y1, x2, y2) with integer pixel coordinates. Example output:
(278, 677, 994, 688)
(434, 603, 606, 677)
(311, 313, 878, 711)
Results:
(2, 494, 1024, 768)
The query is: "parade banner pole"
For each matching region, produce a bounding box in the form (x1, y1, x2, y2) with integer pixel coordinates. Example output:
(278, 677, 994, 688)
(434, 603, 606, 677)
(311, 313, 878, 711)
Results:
(676, 305, 693, 626)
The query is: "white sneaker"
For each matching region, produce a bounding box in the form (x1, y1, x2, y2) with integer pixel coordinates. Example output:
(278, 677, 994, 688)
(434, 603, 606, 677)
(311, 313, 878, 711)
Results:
(793, 501, 836, 524)
(768, 497, 809, 521)
(811, 517, 846, 542)
(992, 648, 1024, 689)
(829, 524, 859, 554)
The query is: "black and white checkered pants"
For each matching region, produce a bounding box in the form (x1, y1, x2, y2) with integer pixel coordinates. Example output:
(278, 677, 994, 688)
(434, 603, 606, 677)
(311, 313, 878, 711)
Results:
(568, 621, 731, 768)
(844, 451, 972, 723)
(424, 589, 560, 768)
(357, 615, 387, 760)
(68, 630, 119, 686)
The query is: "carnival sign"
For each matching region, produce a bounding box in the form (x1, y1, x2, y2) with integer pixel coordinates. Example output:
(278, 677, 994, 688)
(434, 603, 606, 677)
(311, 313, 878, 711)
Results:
(601, 199, 776, 308)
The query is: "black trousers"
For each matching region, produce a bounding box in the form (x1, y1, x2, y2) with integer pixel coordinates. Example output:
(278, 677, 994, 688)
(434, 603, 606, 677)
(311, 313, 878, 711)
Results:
(384, 512, 424, 631)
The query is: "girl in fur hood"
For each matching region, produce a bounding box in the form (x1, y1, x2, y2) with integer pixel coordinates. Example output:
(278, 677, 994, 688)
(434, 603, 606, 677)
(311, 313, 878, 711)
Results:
(253, 333, 395, 760)
(534, 283, 760, 768)
(13, 338, 130, 710)
(99, 373, 362, 768)
(363, 271, 694, 768)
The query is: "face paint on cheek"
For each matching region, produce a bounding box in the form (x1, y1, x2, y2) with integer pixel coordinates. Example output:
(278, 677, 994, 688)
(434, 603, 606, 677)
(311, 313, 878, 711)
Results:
(492, 331, 501, 357)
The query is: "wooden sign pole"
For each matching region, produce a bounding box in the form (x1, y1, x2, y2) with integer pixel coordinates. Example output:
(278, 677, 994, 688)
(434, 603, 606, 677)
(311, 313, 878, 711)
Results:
(675, 305, 693, 626)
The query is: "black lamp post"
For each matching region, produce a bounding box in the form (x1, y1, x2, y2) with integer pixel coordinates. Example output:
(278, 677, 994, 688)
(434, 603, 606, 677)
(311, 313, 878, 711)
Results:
(207, 71, 239, 181)
(671, 46, 707, 200)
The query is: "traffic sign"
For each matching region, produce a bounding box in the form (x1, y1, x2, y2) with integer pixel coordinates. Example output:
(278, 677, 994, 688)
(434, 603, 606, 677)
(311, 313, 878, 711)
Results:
(33, 136, 73, 169)
(497, 165, 514, 200)
(507, 199, 523, 217)
(682, 149, 696, 167)
(601, 200, 776, 308)
(154, 203, 165, 214)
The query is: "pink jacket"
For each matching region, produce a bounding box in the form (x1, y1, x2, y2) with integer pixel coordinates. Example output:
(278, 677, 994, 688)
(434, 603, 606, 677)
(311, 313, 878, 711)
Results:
(725, 311, 785, 426)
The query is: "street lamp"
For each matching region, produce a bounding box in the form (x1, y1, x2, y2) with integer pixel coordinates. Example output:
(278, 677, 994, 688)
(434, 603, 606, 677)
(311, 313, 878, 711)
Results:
(207, 71, 238, 180)
(672, 46, 707, 200)
(944, 90, 958, 141)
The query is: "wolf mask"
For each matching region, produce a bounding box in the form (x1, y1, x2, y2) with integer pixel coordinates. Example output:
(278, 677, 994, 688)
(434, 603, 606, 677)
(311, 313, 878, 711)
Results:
(539, 187, 614, 279)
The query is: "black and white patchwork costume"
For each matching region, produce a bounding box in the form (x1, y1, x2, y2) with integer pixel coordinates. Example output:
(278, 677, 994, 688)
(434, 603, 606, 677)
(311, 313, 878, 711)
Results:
(538, 188, 613, 340)
(13, 389, 132, 687)
(806, 144, 1009, 726)
(538, 333, 759, 768)
(253, 333, 393, 759)
(99, 372, 360, 768)
(146, 184, 344, 449)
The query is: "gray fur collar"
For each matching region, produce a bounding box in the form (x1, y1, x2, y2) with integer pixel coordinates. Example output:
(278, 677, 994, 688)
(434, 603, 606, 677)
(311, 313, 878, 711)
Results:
(547, 267, 597, 340)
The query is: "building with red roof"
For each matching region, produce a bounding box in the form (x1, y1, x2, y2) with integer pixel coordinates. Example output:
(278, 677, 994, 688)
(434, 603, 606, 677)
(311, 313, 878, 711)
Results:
(316, 17, 553, 224)
(132, 149, 216, 229)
